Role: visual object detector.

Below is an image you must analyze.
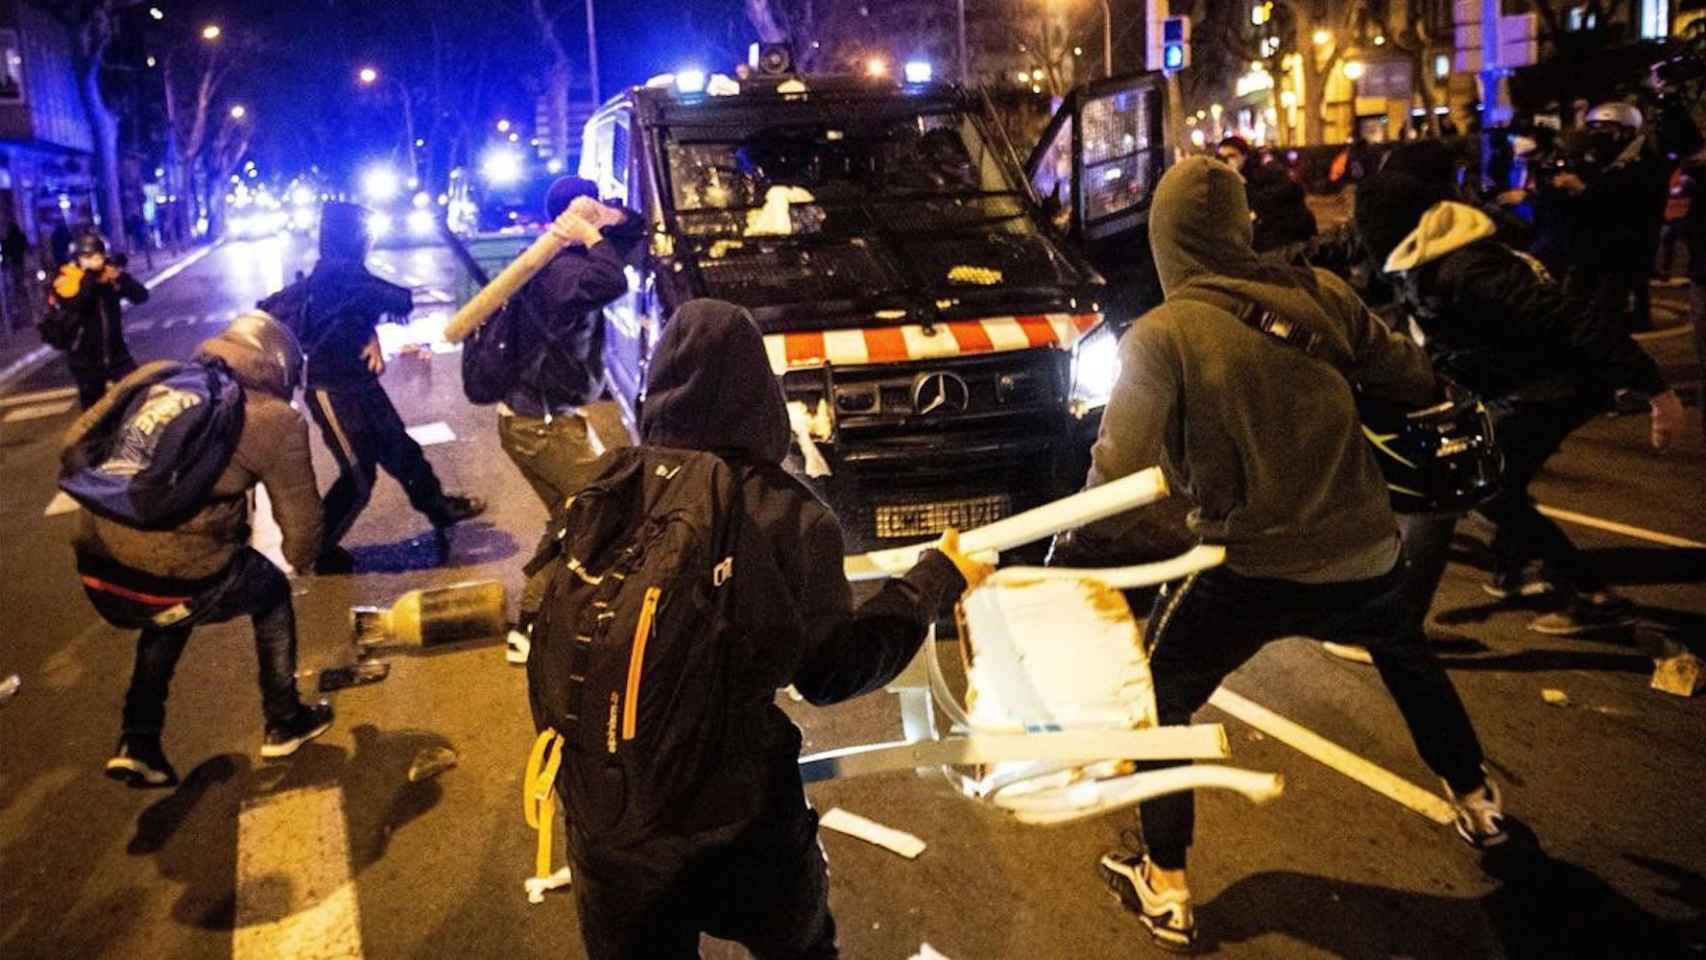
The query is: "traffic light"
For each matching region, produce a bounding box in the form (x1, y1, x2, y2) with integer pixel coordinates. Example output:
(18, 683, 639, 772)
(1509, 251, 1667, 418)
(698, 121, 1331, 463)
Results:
(1162, 16, 1191, 71)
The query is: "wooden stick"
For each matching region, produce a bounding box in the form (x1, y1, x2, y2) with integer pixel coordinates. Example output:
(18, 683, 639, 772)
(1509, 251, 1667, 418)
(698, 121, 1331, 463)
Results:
(442, 209, 595, 344)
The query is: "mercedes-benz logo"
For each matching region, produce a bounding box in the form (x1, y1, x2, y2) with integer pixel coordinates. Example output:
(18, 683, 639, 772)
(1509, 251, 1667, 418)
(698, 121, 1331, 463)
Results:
(911, 372, 970, 416)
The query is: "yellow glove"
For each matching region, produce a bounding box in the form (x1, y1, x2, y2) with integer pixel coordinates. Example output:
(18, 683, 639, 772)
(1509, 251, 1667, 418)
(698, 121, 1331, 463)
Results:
(936, 527, 995, 594)
(52, 264, 84, 299)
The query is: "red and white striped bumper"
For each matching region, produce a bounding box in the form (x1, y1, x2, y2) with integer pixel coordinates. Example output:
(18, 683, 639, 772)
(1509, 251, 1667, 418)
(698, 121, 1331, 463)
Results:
(763, 313, 1104, 376)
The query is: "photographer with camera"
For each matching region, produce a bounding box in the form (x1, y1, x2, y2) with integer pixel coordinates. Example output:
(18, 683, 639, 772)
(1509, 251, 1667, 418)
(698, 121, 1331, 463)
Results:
(43, 231, 148, 410)
(1547, 102, 1670, 335)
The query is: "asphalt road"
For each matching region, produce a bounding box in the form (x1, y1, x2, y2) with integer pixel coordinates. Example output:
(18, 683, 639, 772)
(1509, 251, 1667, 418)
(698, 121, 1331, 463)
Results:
(1, 232, 1702, 959)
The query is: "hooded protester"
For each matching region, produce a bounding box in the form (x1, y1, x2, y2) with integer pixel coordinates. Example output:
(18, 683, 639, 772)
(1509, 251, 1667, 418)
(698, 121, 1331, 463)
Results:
(500, 178, 644, 665)
(1216, 136, 1317, 252)
(561, 299, 989, 960)
(258, 201, 485, 574)
(70, 311, 333, 788)
(1073, 157, 1502, 952)
(49, 230, 149, 409)
(1372, 179, 1683, 637)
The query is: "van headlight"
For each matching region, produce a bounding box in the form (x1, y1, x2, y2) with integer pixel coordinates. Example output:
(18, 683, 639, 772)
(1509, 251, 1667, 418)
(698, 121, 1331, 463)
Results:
(1069, 325, 1120, 417)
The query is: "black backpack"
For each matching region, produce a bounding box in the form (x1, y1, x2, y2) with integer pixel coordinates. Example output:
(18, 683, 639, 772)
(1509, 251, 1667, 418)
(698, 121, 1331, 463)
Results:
(524, 446, 744, 846)
(460, 274, 605, 408)
(37, 300, 77, 350)
(59, 360, 246, 529)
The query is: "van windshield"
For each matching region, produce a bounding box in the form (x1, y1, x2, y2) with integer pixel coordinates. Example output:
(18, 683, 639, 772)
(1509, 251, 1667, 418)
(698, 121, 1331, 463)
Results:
(664, 111, 1020, 216)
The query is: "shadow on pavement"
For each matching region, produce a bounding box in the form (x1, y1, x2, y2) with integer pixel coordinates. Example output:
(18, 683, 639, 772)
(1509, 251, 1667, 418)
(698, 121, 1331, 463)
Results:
(1587, 547, 1706, 588)
(1434, 648, 1656, 675)
(126, 723, 454, 932)
(347, 521, 517, 574)
(1197, 820, 1697, 957)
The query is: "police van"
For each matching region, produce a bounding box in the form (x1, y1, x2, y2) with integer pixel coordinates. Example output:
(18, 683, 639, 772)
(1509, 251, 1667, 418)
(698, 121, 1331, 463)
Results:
(577, 60, 1170, 547)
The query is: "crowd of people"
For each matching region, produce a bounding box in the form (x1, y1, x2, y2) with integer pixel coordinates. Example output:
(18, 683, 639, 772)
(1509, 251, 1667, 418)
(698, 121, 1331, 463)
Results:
(33, 92, 1700, 952)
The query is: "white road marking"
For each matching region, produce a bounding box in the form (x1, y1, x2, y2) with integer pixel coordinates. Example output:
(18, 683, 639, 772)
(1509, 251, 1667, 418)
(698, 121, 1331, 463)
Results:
(130, 319, 157, 333)
(0, 385, 78, 409)
(251, 484, 291, 573)
(2, 399, 75, 423)
(405, 421, 456, 446)
(1207, 687, 1457, 825)
(1536, 505, 1705, 549)
(233, 785, 365, 960)
(43, 492, 80, 517)
(142, 242, 219, 291)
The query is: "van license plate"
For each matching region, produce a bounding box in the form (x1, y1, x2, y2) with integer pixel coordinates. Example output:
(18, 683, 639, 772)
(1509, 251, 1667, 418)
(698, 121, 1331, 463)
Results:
(875, 495, 1011, 539)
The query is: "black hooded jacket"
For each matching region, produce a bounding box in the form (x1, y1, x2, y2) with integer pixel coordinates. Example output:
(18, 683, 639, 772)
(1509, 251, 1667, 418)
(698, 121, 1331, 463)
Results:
(50, 263, 148, 366)
(257, 259, 412, 390)
(639, 299, 964, 809)
(504, 209, 643, 416)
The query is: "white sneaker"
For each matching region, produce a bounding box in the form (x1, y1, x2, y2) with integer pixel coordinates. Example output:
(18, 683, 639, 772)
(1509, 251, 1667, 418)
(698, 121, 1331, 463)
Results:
(505, 628, 531, 665)
(1098, 850, 1197, 953)
(1445, 776, 1508, 849)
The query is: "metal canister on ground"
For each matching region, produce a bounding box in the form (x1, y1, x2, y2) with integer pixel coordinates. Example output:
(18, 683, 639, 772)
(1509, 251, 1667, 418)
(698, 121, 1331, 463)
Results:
(352, 580, 508, 648)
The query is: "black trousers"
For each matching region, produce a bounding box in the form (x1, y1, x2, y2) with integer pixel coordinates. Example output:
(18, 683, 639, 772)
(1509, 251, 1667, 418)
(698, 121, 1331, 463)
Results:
(68, 354, 138, 410)
(122, 548, 301, 736)
(570, 805, 837, 960)
(307, 380, 449, 552)
(1134, 562, 1487, 870)
(1479, 397, 1604, 595)
(1566, 267, 1649, 335)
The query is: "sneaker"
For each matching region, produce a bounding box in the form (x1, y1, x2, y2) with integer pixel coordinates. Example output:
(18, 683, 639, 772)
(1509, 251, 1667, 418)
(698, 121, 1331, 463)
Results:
(106, 734, 179, 788)
(431, 494, 486, 528)
(313, 546, 357, 576)
(1445, 776, 1508, 849)
(1322, 642, 1374, 665)
(1528, 593, 1635, 637)
(1098, 850, 1197, 953)
(262, 701, 334, 759)
(1482, 569, 1556, 602)
(506, 627, 531, 665)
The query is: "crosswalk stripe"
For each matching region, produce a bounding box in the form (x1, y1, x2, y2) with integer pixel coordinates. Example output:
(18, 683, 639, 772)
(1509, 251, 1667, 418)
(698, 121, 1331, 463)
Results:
(1536, 504, 1705, 549)
(2, 399, 75, 423)
(234, 785, 365, 960)
(405, 421, 456, 446)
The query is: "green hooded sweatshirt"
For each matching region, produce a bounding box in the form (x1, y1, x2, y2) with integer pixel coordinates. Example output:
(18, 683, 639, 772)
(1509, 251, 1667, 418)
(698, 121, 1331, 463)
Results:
(1086, 156, 1437, 582)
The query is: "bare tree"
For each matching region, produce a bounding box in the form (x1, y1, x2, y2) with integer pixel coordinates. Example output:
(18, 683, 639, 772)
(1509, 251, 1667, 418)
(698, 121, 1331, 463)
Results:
(531, 0, 574, 166)
(35, 0, 140, 246)
(161, 38, 235, 241)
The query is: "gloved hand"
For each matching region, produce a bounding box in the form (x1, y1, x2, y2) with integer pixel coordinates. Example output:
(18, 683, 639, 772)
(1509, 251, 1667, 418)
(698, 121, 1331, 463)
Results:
(1650, 390, 1684, 453)
(936, 527, 994, 594)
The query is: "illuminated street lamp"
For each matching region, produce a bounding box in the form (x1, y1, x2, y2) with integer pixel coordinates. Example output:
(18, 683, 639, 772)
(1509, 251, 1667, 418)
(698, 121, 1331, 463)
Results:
(358, 66, 379, 85)
(1342, 60, 1366, 80)
(864, 57, 888, 78)
(148, 6, 164, 20)
(201, 24, 221, 41)
(229, 104, 247, 120)
(356, 66, 418, 183)
(1312, 28, 1332, 45)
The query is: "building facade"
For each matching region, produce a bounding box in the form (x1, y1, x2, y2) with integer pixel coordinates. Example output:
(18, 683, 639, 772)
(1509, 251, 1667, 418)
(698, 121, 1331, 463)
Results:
(0, 0, 97, 255)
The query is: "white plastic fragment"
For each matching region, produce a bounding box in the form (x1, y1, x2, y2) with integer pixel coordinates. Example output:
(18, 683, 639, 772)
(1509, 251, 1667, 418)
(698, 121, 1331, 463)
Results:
(818, 807, 926, 859)
(524, 866, 573, 904)
(909, 944, 953, 960)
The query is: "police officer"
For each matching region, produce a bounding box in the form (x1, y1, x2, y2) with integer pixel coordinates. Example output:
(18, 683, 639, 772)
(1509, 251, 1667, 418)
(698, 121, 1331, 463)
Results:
(259, 202, 484, 574)
(50, 231, 148, 409)
(1551, 102, 1669, 334)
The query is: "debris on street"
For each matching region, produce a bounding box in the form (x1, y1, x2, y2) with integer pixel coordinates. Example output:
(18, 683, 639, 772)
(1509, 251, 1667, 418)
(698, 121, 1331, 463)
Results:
(0, 674, 19, 705)
(1541, 688, 1570, 707)
(352, 580, 507, 648)
(1651, 653, 1704, 699)
(818, 807, 927, 859)
(407, 746, 459, 783)
(318, 660, 391, 692)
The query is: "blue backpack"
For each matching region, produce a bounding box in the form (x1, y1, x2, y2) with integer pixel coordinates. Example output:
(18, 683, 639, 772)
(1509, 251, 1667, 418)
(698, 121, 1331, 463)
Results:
(60, 361, 246, 530)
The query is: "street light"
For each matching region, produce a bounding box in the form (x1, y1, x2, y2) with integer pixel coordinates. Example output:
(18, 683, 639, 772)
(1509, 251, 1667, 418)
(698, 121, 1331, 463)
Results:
(148, 6, 163, 20)
(201, 24, 221, 41)
(1312, 28, 1332, 45)
(358, 66, 379, 85)
(229, 104, 247, 120)
(1342, 60, 1366, 80)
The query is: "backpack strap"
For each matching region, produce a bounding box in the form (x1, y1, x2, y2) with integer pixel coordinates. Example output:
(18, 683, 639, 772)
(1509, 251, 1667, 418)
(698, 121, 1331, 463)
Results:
(1170, 284, 1355, 385)
(523, 729, 569, 892)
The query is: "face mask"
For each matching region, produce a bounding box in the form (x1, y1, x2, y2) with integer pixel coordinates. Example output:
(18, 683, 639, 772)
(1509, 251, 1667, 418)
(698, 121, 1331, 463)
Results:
(78, 254, 106, 271)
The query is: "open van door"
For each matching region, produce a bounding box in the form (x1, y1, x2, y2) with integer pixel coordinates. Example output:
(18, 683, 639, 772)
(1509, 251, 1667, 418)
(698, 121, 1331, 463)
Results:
(1026, 73, 1172, 328)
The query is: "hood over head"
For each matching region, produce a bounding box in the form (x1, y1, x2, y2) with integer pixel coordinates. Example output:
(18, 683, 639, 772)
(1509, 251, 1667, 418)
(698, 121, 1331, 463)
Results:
(319, 201, 372, 262)
(639, 299, 790, 464)
(1384, 200, 1496, 274)
(1148, 156, 1264, 295)
(194, 309, 304, 398)
(544, 177, 600, 221)
(1379, 139, 1460, 189)
(1354, 171, 1457, 273)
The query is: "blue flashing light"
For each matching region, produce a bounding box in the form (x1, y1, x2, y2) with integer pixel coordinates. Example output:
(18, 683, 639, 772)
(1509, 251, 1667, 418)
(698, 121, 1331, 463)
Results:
(360, 164, 401, 202)
(904, 60, 933, 84)
(480, 148, 523, 187)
